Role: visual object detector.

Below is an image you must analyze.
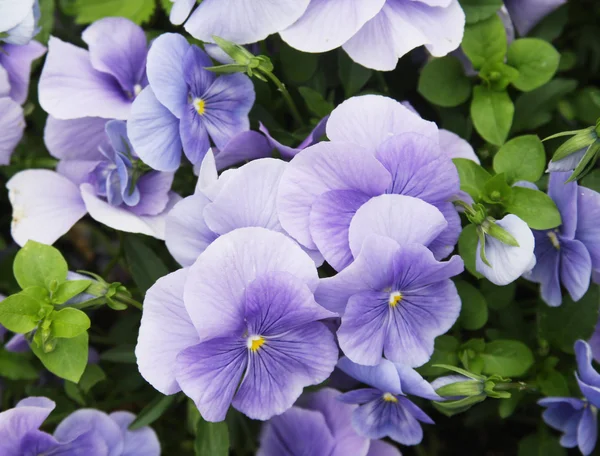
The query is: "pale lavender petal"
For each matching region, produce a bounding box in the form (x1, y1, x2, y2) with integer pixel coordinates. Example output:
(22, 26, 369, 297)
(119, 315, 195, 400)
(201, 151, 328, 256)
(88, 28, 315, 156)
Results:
(504, 0, 566, 36)
(337, 357, 402, 395)
(526, 230, 562, 306)
(0, 41, 46, 104)
(130, 171, 174, 216)
(439, 128, 479, 164)
(213, 130, 272, 170)
(128, 86, 183, 172)
(179, 106, 210, 167)
(165, 193, 218, 267)
(54, 409, 124, 456)
(39, 37, 131, 120)
(7, 170, 87, 246)
(109, 411, 160, 456)
(0, 66, 10, 97)
(576, 186, 600, 272)
(170, 0, 196, 25)
(428, 202, 461, 260)
(548, 148, 587, 172)
(5, 333, 29, 353)
(184, 0, 310, 44)
(81, 17, 147, 95)
(183, 45, 215, 98)
(56, 160, 100, 186)
(548, 171, 578, 239)
(576, 374, 600, 409)
(575, 340, 600, 388)
(3, 5, 37, 46)
(395, 364, 440, 400)
(0, 97, 24, 165)
(578, 405, 598, 456)
(366, 440, 402, 456)
(183, 227, 319, 340)
(560, 238, 592, 302)
(326, 95, 438, 153)
(0, 397, 55, 456)
(175, 339, 247, 422)
(260, 116, 328, 160)
(136, 269, 200, 395)
(392, 243, 464, 288)
(0, 0, 34, 31)
(338, 388, 383, 405)
(44, 116, 108, 161)
(280, 0, 386, 52)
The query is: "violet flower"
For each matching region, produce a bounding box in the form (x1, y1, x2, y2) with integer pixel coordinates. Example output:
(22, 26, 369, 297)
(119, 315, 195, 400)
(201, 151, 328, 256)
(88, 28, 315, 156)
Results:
(258, 387, 401, 456)
(0, 397, 160, 455)
(504, 0, 566, 36)
(7, 119, 179, 245)
(0, 0, 39, 45)
(127, 33, 255, 172)
(259, 116, 329, 160)
(39, 17, 149, 120)
(317, 233, 463, 367)
(337, 357, 440, 446)
(277, 95, 463, 272)
(525, 172, 600, 306)
(136, 227, 338, 421)
(539, 340, 600, 455)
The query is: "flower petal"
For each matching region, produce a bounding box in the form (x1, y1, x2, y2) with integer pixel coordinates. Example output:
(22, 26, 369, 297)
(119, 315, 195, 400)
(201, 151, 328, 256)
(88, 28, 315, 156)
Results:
(0, 97, 24, 165)
(0, 0, 34, 31)
(44, 116, 108, 161)
(548, 171, 578, 239)
(108, 411, 160, 456)
(337, 357, 402, 395)
(54, 409, 124, 456)
(213, 130, 272, 170)
(504, 0, 566, 36)
(560, 238, 592, 302)
(576, 186, 600, 272)
(170, 0, 196, 25)
(438, 128, 480, 163)
(578, 404, 598, 456)
(0, 41, 46, 104)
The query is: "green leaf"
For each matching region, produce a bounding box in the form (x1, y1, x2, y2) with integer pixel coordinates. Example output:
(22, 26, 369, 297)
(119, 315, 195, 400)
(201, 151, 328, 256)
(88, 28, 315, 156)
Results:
(498, 391, 522, 418)
(574, 86, 600, 125)
(417, 335, 460, 376)
(518, 434, 567, 456)
(458, 0, 503, 24)
(481, 340, 534, 377)
(338, 51, 372, 98)
(129, 394, 177, 430)
(0, 292, 42, 333)
(64, 380, 86, 406)
(453, 158, 492, 200)
(281, 44, 319, 85)
(479, 61, 520, 91)
(51, 308, 91, 339)
(539, 287, 599, 354)
(482, 173, 513, 205)
(504, 187, 561, 230)
(195, 418, 230, 456)
(124, 235, 169, 295)
(507, 38, 560, 92)
(31, 332, 88, 383)
(493, 135, 546, 183)
(78, 364, 106, 393)
(51, 280, 92, 305)
(581, 169, 600, 192)
(481, 280, 515, 310)
(537, 369, 569, 397)
(458, 224, 484, 279)
(100, 344, 137, 363)
(456, 281, 488, 330)
(0, 350, 39, 380)
(298, 87, 334, 118)
(13, 240, 68, 291)
(462, 15, 507, 69)
(418, 56, 472, 107)
(36, 0, 55, 45)
(512, 79, 577, 133)
(471, 86, 514, 146)
(72, 0, 156, 24)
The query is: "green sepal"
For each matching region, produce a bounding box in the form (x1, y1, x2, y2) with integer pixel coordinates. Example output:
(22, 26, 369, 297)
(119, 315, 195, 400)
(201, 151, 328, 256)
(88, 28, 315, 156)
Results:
(566, 140, 600, 182)
(551, 127, 595, 161)
(482, 219, 520, 247)
(482, 173, 513, 205)
(436, 379, 484, 398)
(431, 364, 486, 381)
(433, 394, 487, 417)
(51, 280, 92, 305)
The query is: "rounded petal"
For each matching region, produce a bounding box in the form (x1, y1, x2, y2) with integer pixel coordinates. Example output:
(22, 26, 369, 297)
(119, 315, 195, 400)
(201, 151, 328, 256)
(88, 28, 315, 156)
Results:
(476, 215, 536, 286)
(575, 340, 600, 388)
(213, 130, 272, 170)
(548, 171, 578, 239)
(438, 128, 480, 164)
(560, 238, 592, 303)
(170, 0, 196, 25)
(7, 170, 87, 246)
(184, 0, 310, 45)
(348, 194, 448, 259)
(128, 86, 183, 172)
(428, 202, 461, 260)
(578, 403, 598, 456)
(165, 193, 218, 267)
(326, 95, 438, 154)
(54, 410, 124, 456)
(183, 227, 319, 341)
(0, 41, 46, 104)
(337, 357, 402, 395)
(366, 439, 403, 456)
(0, 397, 55, 456)
(277, 141, 391, 250)
(576, 186, 600, 272)
(136, 269, 200, 395)
(526, 230, 562, 306)
(39, 37, 131, 120)
(504, 0, 566, 36)
(280, 0, 386, 52)
(44, 116, 108, 161)
(108, 411, 160, 456)
(0, 97, 24, 165)
(179, 106, 210, 166)
(0, 0, 34, 33)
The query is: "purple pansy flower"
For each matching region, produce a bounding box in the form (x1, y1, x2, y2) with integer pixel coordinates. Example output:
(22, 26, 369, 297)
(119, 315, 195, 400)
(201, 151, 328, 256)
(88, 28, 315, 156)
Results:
(0, 397, 160, 455)
(277, 95, 463, 272)
(525, 172, 600, 306)
(539, 340, 600, 455)
(504, 0, 566, 36)
(317, 233, 463, 367)
(39, 17, 148, 120)
(475, 214, 536, 286)
(337, 357, 439, 446)
(136, 227, 338, 422)
(259, 387, 401, 456)
(259, 116, 329, 160)
(167, 151, 322, 267)
(0, 0, 39, 45)
(127, 33, 255, 172)
(0, 40, 46, 164)
(7, 119, 179, 245)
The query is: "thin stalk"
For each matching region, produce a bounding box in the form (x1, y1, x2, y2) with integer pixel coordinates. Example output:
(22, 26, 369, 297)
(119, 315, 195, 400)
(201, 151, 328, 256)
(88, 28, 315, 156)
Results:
(115, 292, 143, 310)
(263, 71, 304, 127)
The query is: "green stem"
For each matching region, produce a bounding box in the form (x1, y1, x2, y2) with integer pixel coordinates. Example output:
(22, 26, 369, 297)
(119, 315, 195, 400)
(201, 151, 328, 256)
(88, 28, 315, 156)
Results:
(115, 292, 143, 310)
(102, 232, 124, 277)
(263, 71, 304, 127)
(495, 382, 538, 393)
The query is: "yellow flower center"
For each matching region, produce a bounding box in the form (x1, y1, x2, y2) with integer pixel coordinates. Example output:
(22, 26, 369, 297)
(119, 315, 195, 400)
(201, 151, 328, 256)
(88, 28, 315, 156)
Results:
(389, 291, 403, 308)
(547, 231, 560, 250)
(247, 335, 265, 352)
(193, 98, 206, 115)
(382, 392, 398, 403)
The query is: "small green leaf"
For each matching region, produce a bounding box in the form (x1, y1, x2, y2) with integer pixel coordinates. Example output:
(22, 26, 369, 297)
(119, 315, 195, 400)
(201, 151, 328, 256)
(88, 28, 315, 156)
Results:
(417, 335, 460, 377)
(129, 394, 177, 430)
(479, 61, 520, 91)
(100, 344, 137, 363)
(481, 280, 515, 310)
(298, 87, 334, 118)
(64, 380, 86, 406)
(462, 15, 507, 69)
(482, 173, 513, 205)
(493, 135, 546, 183)
(338, 51, 372, 98)
(0, 292, 42, 333)
(195, 418, 230, 456)
(471, 86, 514, 146)
(504, 187, 562, 230)
(458, 0, 503, 24)
(31, 332, 88, 383)
(498, 391, 522, 418)
(456, 281, 488, 330)
(537, 369, 569, 397)
(507, 38, 560, 92)
(281, 44, 319, 85)
(458, 224, 484, 279)
(51, 308, 91, 339)
(124, 235, 169, 295)
(78, 364, 107, 393)
(0, 350, 39, 380)
(481, 340, 534, 377)
(13, 240, 68, 291)
(418, 56, 472, 107)
(72, 0, 156, 25)
(453, 158, 492, 200)
(518, 434, 567, 456)
(51, 280, 92, 305)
